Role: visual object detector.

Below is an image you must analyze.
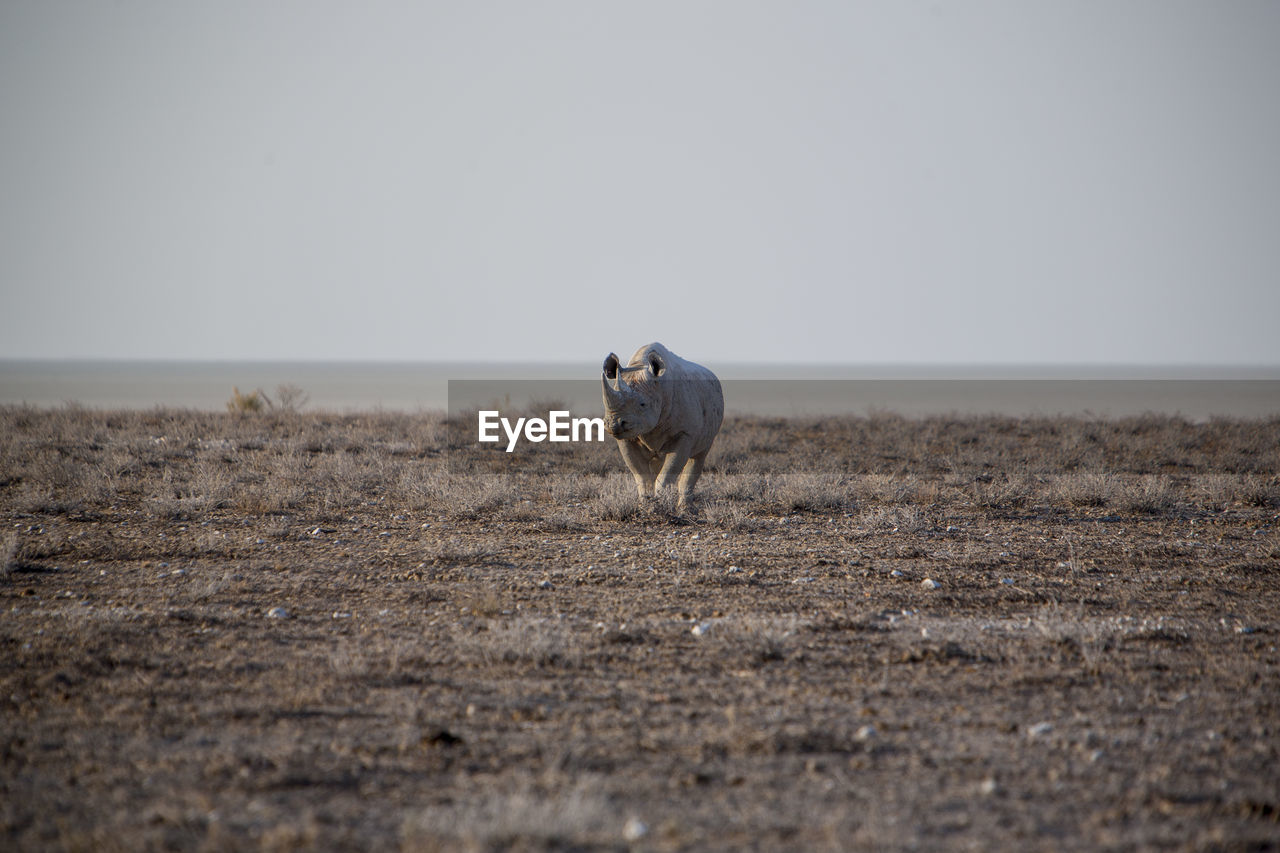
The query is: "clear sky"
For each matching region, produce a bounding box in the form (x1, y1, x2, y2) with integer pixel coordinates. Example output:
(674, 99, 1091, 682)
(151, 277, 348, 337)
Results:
(2, 2, 1277, 366)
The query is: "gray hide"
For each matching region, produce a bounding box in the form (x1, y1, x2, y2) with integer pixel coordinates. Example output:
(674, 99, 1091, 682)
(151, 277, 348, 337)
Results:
(600, 342, 724, 509)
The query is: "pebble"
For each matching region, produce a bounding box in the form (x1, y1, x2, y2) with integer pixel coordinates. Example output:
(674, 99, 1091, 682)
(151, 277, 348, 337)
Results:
(921, 578, 940, 590)
(691, 621, 713, 637)
(890, 570, 904, 578)
(1000, 578, 1014, 585)
(1027, 721, 1053, 737)
(623, 817, 649, 841)
(855, 724, 877, 741)
(538, 580, 554, 590)
(266, 606, 289, 619)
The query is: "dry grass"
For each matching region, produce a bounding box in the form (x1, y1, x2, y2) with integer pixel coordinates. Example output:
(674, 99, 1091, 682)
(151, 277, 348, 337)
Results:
(2, 405, 1279, 851)
(3, 407, 1277, 530)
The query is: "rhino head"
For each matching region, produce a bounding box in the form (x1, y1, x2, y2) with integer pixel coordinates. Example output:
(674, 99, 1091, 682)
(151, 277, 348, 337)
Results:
(602, 350, 665, 439)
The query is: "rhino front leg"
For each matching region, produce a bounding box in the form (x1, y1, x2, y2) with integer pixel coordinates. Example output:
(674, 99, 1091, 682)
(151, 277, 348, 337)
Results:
(617, 439, 657, 499)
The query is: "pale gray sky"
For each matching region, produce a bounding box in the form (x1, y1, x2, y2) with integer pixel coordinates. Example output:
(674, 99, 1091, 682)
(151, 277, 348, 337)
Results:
(2, 2, 1277, 365)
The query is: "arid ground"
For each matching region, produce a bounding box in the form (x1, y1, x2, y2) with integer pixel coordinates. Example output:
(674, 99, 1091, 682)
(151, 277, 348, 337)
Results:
(2, 405, 1278, 851)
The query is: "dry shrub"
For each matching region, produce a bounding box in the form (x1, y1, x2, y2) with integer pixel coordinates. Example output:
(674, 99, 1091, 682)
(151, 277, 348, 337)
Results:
(700, 498, 765, 531)
(1115, 475, 1177, 514)
(403, 778, 614, 850)
(594, 475, 642, 521)
(463, 617, 583, 667)
(1049, 471, 1115, 508)
(700, 614, 808, 662)
(858, 505, 929, 533)
(971, 472, 1036, 508)
(425, 537, 497, 567)
(1, 533, 17, 576)
(226, 386, 270, 414)
(766, 471, 853, 513)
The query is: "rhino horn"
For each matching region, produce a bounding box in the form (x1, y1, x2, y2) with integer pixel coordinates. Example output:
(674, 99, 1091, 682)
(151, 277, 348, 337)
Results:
(602, 353, 625, 403)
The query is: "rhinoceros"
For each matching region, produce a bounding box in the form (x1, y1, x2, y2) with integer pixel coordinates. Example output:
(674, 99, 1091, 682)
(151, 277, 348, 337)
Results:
(601, 342, 724, 509)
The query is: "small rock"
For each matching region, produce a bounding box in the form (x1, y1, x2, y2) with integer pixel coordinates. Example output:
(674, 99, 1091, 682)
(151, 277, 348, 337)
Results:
(890, 570, 904, 578)
(1000, 578, 1014, 585)
(691, 621, 713, 637)
(855, 724, 877, 741)
(921, 578, 940, 590)
(726, 566, 741, 574)
(1027, 721, 1053, 737)
(538, 580, 554, 590)
(266, 606, 289, 619)
(979, 777, 998, 796)
(623, 817, 648, 841)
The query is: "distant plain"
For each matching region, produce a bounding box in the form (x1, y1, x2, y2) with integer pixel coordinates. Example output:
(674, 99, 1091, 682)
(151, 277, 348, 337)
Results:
(3, 360, 1279, 418)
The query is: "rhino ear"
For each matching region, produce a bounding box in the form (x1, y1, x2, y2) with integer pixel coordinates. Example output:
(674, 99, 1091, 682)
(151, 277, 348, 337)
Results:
(603, 353, 621, 381)
(646, 350, 666, 377)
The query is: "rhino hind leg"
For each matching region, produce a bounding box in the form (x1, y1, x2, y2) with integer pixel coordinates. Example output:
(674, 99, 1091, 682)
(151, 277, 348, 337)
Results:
(676, 453, 707, 510)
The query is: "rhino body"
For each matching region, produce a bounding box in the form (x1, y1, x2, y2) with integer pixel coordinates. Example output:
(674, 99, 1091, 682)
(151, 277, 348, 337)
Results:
(601, 342, 724, 509)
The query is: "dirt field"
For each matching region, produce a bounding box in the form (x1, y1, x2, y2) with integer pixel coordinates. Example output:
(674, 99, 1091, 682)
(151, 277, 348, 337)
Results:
(2, 405, 1278, 851)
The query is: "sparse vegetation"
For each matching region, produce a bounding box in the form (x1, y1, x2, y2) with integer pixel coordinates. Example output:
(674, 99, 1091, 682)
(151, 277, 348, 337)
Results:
(226, 385, 271, 413)
(1, 406, 1278, 850)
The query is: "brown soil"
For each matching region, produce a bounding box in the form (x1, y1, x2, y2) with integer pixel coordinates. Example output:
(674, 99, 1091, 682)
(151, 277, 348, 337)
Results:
(2, 407, 1278, 851)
